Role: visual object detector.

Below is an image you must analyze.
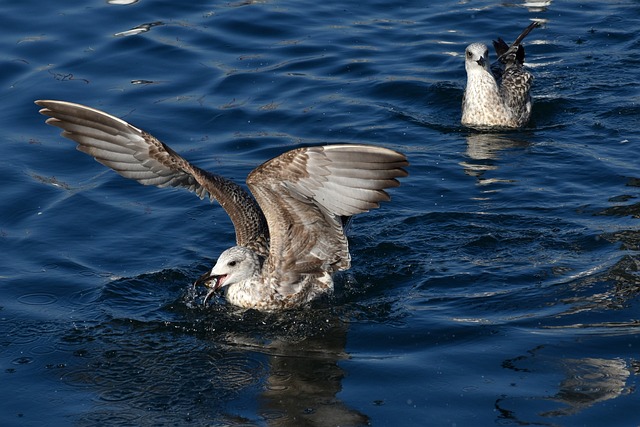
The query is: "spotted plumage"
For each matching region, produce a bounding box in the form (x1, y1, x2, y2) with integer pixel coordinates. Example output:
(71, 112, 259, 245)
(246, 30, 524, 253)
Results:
(461, 22, 540, 129)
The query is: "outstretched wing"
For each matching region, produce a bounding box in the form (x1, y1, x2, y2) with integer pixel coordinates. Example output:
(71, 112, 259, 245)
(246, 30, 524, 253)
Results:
(36, 100, 268, 255)
(246, 144, 408, 291)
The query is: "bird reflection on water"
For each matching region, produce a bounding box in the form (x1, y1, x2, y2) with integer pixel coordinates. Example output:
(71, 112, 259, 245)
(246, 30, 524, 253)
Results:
(460, 132, 531, 186)
(61, 274, 369, 426)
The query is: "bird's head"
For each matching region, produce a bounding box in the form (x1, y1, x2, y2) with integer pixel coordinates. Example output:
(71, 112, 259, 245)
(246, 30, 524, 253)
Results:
(465, 43, 490, 72)
(194, 246, 260, 304)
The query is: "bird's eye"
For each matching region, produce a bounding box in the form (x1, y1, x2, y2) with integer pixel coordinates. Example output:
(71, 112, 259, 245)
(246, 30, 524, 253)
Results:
(466, 51, 472, 58)
(228, 261, 237, 267)
(484, 50, 489, 57)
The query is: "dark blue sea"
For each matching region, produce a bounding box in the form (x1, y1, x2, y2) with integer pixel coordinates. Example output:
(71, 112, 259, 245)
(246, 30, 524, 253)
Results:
(2, 0, 640, 425)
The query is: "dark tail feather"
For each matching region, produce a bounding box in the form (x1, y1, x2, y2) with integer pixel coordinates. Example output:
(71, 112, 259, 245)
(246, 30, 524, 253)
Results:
(493, 22, 540, 57)
(512, 21, 540, 47)
(495, 21, 540, 66)
(492, 37, 509, 57)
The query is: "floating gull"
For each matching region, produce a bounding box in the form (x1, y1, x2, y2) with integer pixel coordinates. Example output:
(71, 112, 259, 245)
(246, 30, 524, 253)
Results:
(35, 100, 408, 311)
(461, 22, 540, 129)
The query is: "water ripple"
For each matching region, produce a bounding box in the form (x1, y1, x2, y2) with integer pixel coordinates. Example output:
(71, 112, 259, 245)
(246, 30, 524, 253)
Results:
(3, 0, 640, 425)
(17, 293, 58, 305)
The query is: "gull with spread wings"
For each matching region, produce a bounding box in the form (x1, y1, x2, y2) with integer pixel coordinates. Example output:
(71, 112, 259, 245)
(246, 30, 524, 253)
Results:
(36, 100, 408, 311)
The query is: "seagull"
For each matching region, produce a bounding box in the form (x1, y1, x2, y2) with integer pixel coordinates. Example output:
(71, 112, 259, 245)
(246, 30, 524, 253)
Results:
(35, 100, 408, 311)
(461, 22, 540, 129)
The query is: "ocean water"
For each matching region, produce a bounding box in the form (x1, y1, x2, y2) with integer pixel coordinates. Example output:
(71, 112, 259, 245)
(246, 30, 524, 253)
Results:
(2, 0, 640, 425)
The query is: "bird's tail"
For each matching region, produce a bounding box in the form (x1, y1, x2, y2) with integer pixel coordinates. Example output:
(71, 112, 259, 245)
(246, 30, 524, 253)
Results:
(494, 21, 541, 66)
(512, 21, 541, 47)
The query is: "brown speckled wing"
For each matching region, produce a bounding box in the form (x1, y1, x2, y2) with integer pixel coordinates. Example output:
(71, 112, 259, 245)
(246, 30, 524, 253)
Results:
(500, 66, 533, 126)
(246, 144, 408, 291)
(35, 100, 268, 255)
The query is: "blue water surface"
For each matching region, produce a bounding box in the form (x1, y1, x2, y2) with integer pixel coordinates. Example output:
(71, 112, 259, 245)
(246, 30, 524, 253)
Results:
(2, 0, 640, 425)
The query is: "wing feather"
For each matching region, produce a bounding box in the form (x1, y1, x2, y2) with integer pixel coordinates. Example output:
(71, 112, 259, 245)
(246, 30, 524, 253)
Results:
(36, 100, 268, 255)
(247, 144, 408, 290)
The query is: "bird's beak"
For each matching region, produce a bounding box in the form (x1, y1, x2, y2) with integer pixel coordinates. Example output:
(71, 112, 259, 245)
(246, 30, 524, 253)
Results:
(194, 270, 214, 288)
(194, 271, 223, 304)
(476, 56, 486, 67)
